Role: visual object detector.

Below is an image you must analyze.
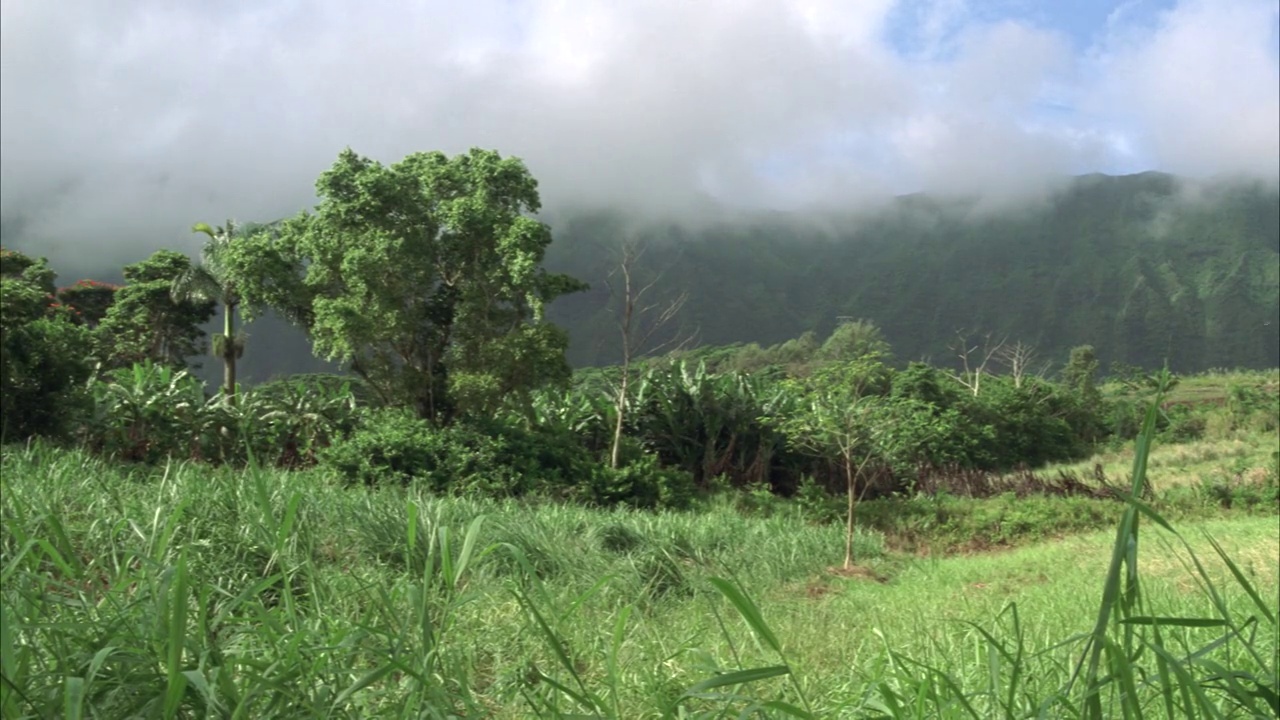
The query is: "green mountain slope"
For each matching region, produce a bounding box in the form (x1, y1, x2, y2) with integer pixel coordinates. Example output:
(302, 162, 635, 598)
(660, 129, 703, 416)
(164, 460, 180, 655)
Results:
(543, 172, 1280, 372)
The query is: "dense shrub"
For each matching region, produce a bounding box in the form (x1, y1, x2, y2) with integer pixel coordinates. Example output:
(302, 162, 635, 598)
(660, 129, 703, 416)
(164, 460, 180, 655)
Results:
(1, 314, 94, 441)
(81, 362, 359, 467)
(319, 409, 695, 508)
(581, 451, 697, 510)
(1160, 404, 1208, 443)
(1, 255, 96, 441)
(855, 493, 1123, 552)
(81, 362, 212, 464)
(891, 362, 964, 409)
(889, 365, 1103, 474)
(1195, 466, 1280, 511)
(881, 399, 987, 477)
(963, 377, 1091, 469)
(1225, 381, 1280, 432)
(319, 408, 438, 487)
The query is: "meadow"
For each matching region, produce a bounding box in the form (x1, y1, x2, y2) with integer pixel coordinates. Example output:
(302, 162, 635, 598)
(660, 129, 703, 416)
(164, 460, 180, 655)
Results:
(2, 394, 1277, 718)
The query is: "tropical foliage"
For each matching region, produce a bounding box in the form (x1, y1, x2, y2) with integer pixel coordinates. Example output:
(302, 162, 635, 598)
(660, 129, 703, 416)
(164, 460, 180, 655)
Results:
(2, 153, 1277, 521)
(95, 250, 216, 369)
(0, 248, 95, 440)
(174, 220, 251, 402)
(2, 152, 1277, 717)
(81, 361, 360, 467)
(217, 147, 586, 424)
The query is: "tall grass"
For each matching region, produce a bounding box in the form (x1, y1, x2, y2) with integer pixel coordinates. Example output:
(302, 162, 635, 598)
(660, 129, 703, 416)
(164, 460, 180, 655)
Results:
(0, 374, 1276, 717)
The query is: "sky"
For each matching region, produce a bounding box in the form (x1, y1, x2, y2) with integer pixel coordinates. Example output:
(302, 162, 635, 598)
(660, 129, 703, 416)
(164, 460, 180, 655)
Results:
(1, 0, 1278, 274)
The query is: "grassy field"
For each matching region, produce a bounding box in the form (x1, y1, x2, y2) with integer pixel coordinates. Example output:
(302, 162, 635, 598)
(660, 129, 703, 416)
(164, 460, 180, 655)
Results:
(1045, 431, 1275, 489)
(1153, 368, 1280, 407)
(1033, 368, 1279, 493)
(2, 434, 1276, 718)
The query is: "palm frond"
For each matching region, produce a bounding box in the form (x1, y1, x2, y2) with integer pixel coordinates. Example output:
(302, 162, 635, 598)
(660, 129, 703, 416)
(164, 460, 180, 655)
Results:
(191, 222, 218, 239)
(170, 266, 222, 304)
(187, 220, 245, 303)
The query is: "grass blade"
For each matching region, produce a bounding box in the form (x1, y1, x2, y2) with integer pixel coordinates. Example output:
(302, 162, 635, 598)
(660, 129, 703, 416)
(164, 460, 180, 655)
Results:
(452, 514, 485, 589)
(681, 665, 791, 695)
(331, 664, 397, 710)
(1119, 617, 1230, 628)
(63, 676, 85, 720)
(1203, 533, 1277, 626)
(162, 550, 191, 719)
(708, 577, 781, 655)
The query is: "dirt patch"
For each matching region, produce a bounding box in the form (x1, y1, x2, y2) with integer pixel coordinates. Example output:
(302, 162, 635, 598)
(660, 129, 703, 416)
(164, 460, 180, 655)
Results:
(964, 572, 1052, 595)
(804, 581, 835, 599)
(826, 564, 888, 583)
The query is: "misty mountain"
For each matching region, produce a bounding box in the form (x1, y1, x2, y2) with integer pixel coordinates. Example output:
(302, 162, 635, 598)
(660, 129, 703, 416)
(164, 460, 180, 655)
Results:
(543, 172, 1280, 373)
(5, 171, 1276, 385)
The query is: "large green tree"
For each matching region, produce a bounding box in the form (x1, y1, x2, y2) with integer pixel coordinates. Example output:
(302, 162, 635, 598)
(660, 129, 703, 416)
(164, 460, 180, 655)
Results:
(173, 220, 248, 404)
(0, 248, 95, 440)
(224, 147, 586, 424)
(56, 280, 120, 328)
(96, 250, 215, 369)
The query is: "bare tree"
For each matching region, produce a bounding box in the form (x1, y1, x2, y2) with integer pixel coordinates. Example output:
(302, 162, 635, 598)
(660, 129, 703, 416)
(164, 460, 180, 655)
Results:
(949, 329, 1006, 397)
(606, 238, 692, 468)
(995, 340, 1043, 389)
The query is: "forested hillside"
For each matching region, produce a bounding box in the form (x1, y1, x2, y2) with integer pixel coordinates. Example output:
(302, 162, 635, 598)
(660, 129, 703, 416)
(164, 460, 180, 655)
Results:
(545, 172, 1280, 373)
(4, 171, 1275, 384)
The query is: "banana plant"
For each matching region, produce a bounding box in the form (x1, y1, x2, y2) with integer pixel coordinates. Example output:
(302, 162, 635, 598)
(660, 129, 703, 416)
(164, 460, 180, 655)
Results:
(85, 361, 211, 463)
(254, 378, 359, 467)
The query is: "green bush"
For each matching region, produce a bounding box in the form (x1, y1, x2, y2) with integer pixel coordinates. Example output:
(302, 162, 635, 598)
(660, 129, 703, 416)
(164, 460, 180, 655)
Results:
(963, 377, 1089, 469)
(580, 451, 697, 510)
(1223, 381, 1280, 433)
(1160, 404, 1207, 443)
(81, 363, 360, 467)
(317, 404, 547, 491)
(462, 418, 601, 498)
(81, 362, 212, 464)
(1104, 396, 1162, 442)
(856, 493, 1122, 552)
(320, 409, 693, 508)
(889, 369, 1105, 473)
(319, 408, 444, 488)
(732, 479, 785, 516)
(1195, 468, 1280, 511)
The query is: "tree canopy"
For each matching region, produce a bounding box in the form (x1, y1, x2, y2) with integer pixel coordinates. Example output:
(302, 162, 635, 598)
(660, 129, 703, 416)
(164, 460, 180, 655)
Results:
(96, 250, 215, 370)
(0, 248, 94, 439)
(223, 147, 586, 424)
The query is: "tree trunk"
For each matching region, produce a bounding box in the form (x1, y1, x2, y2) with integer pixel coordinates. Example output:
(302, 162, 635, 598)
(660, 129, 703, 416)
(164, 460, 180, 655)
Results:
(844, 453, 855, 570)
(224, 301, 237, 405)
(610, 364, 629, 469)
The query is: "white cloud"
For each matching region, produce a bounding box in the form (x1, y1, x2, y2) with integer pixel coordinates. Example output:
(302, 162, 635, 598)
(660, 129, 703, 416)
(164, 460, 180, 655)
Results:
(1085, 0, 1280, 178)
(0, 0, 1276, 276)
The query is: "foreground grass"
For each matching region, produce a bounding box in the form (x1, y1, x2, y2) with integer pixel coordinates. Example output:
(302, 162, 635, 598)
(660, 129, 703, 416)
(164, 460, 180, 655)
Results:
(2, 440, 1277, 717)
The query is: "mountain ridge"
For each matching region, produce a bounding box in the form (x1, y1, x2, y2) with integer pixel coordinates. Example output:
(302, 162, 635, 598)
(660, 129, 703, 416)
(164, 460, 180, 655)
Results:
(542, 171, 1280, 373)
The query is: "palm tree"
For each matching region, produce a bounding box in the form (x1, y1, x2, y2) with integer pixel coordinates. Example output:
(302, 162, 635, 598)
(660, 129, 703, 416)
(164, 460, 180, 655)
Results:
(173, 220, 246, 404)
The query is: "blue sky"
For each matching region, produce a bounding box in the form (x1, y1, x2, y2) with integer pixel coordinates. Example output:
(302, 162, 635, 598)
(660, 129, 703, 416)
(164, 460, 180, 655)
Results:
(889, 0, 1180, 54)
(0, 0, 1277, 262)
